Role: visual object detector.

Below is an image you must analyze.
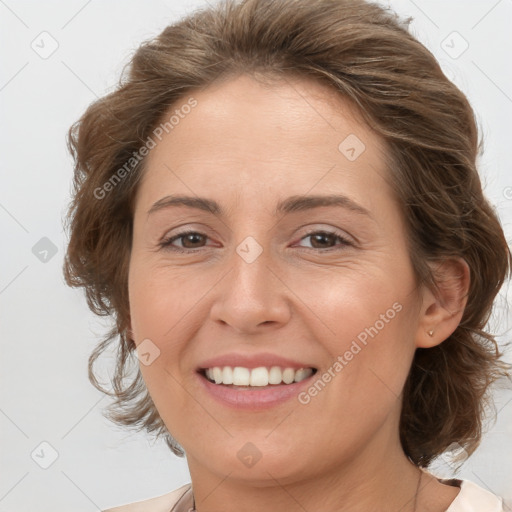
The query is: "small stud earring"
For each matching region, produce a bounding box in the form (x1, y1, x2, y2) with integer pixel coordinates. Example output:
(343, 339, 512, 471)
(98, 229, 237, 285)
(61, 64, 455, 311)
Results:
(427, 330, 434, 337)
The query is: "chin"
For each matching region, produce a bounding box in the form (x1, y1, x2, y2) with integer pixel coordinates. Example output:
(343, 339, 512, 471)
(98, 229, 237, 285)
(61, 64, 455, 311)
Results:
(185, 435, 321, 487)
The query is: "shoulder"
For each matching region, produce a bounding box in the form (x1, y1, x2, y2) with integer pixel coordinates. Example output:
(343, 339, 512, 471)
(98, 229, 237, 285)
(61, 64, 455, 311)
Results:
(102, 483, 192, 512)
(444, 479, 504, 512)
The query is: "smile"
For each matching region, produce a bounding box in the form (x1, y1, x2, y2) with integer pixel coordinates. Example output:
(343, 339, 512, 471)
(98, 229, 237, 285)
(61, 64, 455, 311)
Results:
(202, 366, 316, 387)
(196, 360, 318, 409)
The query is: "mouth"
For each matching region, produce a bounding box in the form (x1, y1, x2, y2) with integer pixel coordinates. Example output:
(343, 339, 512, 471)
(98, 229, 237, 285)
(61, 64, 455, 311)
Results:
(195, 353, 319, 409)
(198, 366, 317, 388)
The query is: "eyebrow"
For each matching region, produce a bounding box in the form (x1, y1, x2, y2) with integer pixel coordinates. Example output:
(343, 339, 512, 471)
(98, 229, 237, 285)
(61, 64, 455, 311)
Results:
(147, 193, 372, 218)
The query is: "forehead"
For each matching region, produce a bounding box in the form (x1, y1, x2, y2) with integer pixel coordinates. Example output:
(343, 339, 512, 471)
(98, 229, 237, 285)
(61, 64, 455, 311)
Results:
(137, 73, 391, 212)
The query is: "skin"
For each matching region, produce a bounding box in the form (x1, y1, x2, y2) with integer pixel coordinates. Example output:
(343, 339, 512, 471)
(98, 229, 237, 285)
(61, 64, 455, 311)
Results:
(127, 74, 470, 512)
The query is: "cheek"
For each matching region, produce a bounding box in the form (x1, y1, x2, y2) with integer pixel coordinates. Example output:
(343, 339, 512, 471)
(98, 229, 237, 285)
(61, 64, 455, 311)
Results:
(127, 263, 186, 405)
(307, 268, 417, 404)
(128, 257, 206, 342)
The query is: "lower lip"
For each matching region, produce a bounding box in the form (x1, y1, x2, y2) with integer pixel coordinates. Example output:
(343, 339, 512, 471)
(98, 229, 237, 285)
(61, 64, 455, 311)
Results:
(196, 372, 315, 410)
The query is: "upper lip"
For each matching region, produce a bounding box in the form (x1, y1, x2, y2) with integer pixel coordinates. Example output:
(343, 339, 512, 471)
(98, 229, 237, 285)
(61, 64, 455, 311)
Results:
(197, 352, 316, 371)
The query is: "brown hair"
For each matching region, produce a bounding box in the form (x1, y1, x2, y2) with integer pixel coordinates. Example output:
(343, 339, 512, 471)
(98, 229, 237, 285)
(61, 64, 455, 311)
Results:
(63, 0, 511, 466)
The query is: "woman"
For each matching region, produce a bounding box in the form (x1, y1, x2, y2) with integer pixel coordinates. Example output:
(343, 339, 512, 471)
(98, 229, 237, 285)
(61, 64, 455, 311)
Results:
(63, 0, 511, 510)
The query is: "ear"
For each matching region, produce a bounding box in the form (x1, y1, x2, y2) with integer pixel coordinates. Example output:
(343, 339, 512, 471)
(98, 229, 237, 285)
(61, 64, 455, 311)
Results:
(415, 257, 470, 348)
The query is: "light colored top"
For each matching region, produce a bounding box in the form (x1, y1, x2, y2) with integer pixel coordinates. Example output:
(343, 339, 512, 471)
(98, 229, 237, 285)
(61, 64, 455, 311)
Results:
(103, 484, 192, 512)
(103, 478, 505, 512)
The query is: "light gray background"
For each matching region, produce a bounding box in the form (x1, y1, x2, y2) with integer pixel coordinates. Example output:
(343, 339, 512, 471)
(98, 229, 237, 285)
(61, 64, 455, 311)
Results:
(1, 1, 511, 510)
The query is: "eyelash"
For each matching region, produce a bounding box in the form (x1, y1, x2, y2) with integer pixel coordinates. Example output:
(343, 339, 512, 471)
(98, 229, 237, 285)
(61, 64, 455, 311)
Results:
(159, 228, 353, 254)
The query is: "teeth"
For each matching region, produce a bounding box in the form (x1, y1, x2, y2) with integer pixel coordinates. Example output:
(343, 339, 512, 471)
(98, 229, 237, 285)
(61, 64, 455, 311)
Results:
(294, 368, 311, 382)
(250, 367, 268, 386)
(213, 367, 223, 384)
(269, 366, 282, 385)
(222, 366, 233, 385)
(282, 368, 295, 384)
(203, 366, 314, 386)
(233, 367, 250, 385)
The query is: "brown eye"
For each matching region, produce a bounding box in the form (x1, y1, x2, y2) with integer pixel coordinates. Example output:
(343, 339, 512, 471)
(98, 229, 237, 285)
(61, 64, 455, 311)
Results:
(179, 232, 207, 249)
(308, 232, 337, 249)
(296, 230, 352, 251)
(160, 231, 210, 252)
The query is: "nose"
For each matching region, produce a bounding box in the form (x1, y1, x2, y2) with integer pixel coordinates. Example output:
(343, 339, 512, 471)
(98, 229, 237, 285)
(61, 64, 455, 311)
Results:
(209, 242, 292, 334)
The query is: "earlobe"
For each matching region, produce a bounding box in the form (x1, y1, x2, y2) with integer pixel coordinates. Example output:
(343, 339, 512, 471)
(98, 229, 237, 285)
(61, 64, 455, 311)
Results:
(416, 257, 470, 348)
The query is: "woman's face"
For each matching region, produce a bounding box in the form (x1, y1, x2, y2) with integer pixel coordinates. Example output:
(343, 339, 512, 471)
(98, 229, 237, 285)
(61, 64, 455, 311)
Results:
(128, 74, 427, 483)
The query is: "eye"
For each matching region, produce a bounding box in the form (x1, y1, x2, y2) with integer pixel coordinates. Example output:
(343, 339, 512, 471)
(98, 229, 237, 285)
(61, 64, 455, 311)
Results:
(159, 230, 211, 253)
(295, 229, 352, 251)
